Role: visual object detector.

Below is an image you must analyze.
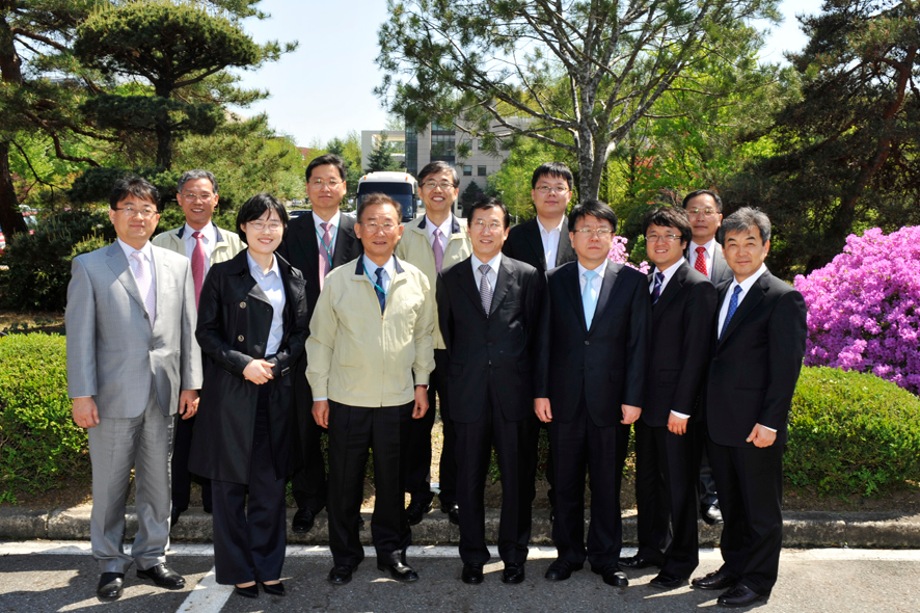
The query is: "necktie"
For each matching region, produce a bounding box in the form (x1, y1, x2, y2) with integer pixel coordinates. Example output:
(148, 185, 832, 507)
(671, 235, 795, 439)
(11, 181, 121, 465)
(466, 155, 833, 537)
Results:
(650, 271, 664, 305)
(131, 250, 156, 327)
(694, 245, 708, 276)
(432, 228, 444, 272)
(375, 267, 386, 313)
(191, 231, 206, 308)
(319, 222, 332, 290)
(720, 285, 742, 338)
(479, 264, 493, 314)
(582, 270, 599, 329)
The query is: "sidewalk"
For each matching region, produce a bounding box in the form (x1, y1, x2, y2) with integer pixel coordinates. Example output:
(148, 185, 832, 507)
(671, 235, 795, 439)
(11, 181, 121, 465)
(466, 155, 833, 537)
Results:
(2, 503, 919, 549)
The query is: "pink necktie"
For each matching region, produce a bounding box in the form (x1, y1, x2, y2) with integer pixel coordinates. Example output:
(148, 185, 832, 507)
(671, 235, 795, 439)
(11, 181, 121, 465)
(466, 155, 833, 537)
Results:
(319, 222, 332, 290)
(191, 231, 206, 308)
(131, 250, 156, 328)
(694, 246, 708, 276)
(433, 228, 444, 272)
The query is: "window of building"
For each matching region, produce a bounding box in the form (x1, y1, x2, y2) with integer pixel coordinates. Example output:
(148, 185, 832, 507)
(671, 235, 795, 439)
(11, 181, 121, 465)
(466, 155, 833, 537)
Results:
(477, 165, 487, 177)
(463, 165, 472, 176)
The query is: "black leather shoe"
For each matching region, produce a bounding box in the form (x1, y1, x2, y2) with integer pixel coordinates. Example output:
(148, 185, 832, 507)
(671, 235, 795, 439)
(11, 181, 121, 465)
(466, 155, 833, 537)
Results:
(544, 559, 583, 581)
(328, 565, 354, 586)
(137, 563, 185, 589)
(260, 581, 285, 596)
(461, 563, 484, 584)
(170, 507, 182, 528)
(692, 569, 738, 591)
(378, 551, 419, 582)
(718, 583, 768, 607)
(96, 572, 124, 601)
(701, 503, 723, 525)
(234, 583, 258, 598)
(650, 571, 685, 589)
(407, 498, 432, 526)
(618, 554, 662, 570)
(502, 564, 525, 584)
(442, 502, 460, 525)
(602, 569, 629, 587)
(292, 508, 316, 533)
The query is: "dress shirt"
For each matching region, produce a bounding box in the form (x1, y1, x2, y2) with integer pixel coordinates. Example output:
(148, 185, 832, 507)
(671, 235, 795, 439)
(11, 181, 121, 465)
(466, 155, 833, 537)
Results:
(471, 252, 502, 290)
(313, 210, 341, 257)
(363, 254, 395, 295)
(247, 252, 286, 356)
(688, 239, 717, 280)
(426, 215, 452, 254)
(650, 259, 683, 297)
(538, 217, 566, 269)
(182, 221, 217, 267)
(576, 260, 607, 302)
(117, 238, 157, 290)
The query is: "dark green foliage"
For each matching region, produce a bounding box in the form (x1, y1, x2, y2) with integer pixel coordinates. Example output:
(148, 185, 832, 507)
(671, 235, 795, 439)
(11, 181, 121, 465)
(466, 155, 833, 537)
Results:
(786, 367, 920, 497)
(0, 333, 89, 503)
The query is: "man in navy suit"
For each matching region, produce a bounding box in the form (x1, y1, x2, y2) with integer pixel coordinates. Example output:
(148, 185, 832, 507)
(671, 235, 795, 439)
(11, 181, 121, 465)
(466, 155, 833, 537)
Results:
(690, 207, 806, 608)
(619, 207, 717, 588)
(438, 197, 543, 585)
(535, 199, 650, 588)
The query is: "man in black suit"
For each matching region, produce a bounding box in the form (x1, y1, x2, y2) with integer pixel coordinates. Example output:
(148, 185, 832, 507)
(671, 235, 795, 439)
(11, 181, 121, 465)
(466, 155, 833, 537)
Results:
(690, 207, 806, 608)
(535, 199, 650, 588)
(619, 207, 717, 589)
(280, 154, 362, 534)
(438, 197, 543, 586)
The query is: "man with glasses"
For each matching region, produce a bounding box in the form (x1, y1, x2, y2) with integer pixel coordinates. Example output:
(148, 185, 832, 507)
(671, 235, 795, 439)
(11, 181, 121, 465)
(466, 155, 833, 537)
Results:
(618, 207, 717, 589)
(396, 161, 471, 526)
(534, 199, 650, 589)
(67, 176, 201, 601)
(152, 169, 244, 528)
(280, 154, 363, 535)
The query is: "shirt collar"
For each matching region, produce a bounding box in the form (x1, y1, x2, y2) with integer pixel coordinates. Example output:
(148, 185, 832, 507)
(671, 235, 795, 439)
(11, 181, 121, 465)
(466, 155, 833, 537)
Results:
(117, 238, 152, 260)
(362, 254, 396, 279)
(655, 259, 684, 285)
(730, 263, 769, 296)
(471, 252, 502, 275)
(313, 210, 341, 232)
(577, 260, 607, 280)
(425, 215, 453, 241)
(537, 217, 565, 235)
(690, 238, 717, 255)
(183, 221, 215, 244)
(246, 251, 280, 279)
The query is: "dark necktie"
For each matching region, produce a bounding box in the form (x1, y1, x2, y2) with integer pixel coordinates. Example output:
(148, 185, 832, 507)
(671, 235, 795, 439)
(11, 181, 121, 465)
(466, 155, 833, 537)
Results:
(720, 285, 742, 338)
(375, 267, 386, 313)
(650, 271, 664, 304)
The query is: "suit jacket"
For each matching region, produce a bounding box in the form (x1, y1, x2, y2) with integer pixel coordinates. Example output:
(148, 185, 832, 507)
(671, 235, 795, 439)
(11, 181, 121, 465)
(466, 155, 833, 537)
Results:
(535, 260, 651, 426)
(685, 241, 733, 287)
(503, 218, 576, 272)
(65, 242, 202, 416)
(188, 251, 309, 484)
(642, 262, 718, 427)
(437, 255, 543, 423)
(705, 271, 807, 446)
(151, 224, 245, 266)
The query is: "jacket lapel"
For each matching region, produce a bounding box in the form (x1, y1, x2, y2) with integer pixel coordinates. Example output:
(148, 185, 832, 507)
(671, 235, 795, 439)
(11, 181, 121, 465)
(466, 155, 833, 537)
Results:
(456, 259, 485, 317)
(718, 273, 767, 344)
(488, 257, 516, 316)
(107, 243, 147, 314)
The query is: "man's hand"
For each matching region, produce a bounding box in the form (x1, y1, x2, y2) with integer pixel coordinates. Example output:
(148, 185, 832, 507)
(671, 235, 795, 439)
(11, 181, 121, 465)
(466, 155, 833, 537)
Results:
(243, 359, 275, 385)
(746, 423, 776, 448)
(667, 412, 688, 436)
(412, 385, 429, 419)
(621, 404, 642, 425)
(72, 397, 99, 429)
(534, 398, 552, 423)
(178, 389, 199, 420)
(312, 400, 330, 429)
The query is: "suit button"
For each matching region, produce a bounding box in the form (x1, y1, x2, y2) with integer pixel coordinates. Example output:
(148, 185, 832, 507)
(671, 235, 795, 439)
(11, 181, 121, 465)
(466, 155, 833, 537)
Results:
(237, 335, 245, 342)
(240, 301, 248, 308)
(584, 340, 590, 346)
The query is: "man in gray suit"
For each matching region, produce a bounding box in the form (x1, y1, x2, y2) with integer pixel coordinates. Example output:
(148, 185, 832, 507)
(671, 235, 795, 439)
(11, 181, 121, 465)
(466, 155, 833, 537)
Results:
(67, 176, 202, 602)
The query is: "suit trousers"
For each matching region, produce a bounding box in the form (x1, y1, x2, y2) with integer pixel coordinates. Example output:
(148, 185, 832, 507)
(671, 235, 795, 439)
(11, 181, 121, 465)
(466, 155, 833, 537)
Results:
(454, 396, 532, 567)
(328, 400, 413, 568)
(171, 414, 212, 513)
(405, 349, 455, 505)
(88, 393, 173, 573)
(291, 374, 328, 514)
(634, 420, 700, 578)
(211, 383, 287, 585)
(707, 439, 784, 595)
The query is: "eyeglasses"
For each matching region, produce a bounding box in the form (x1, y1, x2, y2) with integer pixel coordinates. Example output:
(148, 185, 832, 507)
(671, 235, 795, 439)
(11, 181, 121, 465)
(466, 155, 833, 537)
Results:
(645, 233, 682, 243)
(421, 180, 456, 191)
(471, 219, 503, 231)
(247, 220, 284, 232)
(180, 192, 214, 202)
(534, 186, 569, 195)
(309, 179, 343, 189)
(116, 207, 158, 219)
(686, 207, 719, 217)
(573, 227, 613, 237)
(361, 221, 398, 233)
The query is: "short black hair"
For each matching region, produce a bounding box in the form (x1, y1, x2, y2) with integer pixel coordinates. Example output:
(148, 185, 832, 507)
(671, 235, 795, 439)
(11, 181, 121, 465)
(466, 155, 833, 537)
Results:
(568, 199, 618, 233)
(722, 207, 772, 243)
(531, 162, 574, 190)
(682, 189, 723, 212)
(109, 176, 159, 210)
(356, 192, 400, 223)
(642, 206, 692, 245)
(306, 153, 347, 183)
(236, 193, 288, 244)
(177, 169, 218, 194)
(417, 161, 459, 186)
(466, 196, 510, 229)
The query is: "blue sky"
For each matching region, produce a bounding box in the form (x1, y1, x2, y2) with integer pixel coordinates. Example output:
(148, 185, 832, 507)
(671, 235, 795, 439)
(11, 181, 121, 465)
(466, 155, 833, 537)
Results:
(232, 0, 825, 147)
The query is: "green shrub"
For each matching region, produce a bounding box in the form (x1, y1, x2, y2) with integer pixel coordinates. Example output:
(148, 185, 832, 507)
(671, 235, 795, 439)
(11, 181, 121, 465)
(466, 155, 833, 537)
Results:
(0, 333, 88, 503)
(787, 366, 920, 497)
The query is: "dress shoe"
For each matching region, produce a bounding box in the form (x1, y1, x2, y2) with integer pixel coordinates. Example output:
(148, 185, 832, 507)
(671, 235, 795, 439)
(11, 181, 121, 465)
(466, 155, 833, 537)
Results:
(378, 551, 419, 583)
(442, 502, 460, 525)
(501, 564, 525, 584)
(718, 583, 768, 607)
(461, 563, 484, 584)
(649, 571, 686, 589)
(544, 559, 583, 581)
(96, 572, 124, 601)
(602, 569, 629, 587)
(406, 498, 433, 526)
(170, 507, 182, 527)
(260, 581, 285, 596)
(328, 564, 354, 586)
(292, 508, 316, 533)
(234, 583, 259, 598)
(701, 503, 723, 525)
(137, 563, 185, 589)
(692, 569, 738, 591)
(618, 554, 662, 570)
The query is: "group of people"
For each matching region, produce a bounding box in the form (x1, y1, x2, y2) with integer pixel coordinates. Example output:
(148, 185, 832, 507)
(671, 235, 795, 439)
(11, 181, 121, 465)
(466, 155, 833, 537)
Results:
(65, 157, 806, 609)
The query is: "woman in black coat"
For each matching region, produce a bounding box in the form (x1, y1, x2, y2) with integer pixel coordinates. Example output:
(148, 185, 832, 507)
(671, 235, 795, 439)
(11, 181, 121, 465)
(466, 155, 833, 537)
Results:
(189, 193, 309, 599)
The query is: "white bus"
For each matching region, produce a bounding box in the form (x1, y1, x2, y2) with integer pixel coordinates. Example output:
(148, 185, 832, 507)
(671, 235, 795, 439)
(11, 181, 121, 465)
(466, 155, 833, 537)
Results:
(356, 171, 419, 221)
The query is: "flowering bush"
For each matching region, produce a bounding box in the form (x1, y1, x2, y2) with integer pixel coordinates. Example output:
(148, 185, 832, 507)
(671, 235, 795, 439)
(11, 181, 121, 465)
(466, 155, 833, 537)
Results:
(608, 235, 650, 273)
(793, 226, 920, 395)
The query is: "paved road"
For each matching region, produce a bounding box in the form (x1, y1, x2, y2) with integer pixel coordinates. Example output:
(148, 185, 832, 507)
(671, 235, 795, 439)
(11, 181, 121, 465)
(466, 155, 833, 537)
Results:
(1, 542, 918, 612)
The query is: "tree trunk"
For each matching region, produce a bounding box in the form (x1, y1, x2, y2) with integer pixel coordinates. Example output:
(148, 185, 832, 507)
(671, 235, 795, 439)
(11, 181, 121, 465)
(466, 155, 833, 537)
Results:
(0, 141, 26, 236)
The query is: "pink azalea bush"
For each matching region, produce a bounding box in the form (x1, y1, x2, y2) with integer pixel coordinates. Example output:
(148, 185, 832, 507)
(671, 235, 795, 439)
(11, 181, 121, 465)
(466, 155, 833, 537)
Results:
(793, 227, 920, 395)
(608, 235, 650, 273)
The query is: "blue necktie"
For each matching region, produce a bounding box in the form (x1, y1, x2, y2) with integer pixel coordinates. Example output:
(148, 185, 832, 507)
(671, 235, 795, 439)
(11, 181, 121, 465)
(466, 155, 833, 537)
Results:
(375, 267, 386, 313)
(582, 270, 598, 329)
(720, 285, 742, 338)
(650, 271, 664, 304)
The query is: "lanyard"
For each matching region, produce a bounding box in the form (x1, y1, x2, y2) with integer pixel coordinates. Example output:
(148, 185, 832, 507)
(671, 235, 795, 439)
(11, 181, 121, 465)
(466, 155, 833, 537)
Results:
(363, 263, 388, 297)
(315, 224, 335, 268)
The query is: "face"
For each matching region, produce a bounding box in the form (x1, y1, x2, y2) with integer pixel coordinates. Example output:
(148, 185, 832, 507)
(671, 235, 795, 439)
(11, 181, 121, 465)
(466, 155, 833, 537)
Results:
(645, 223, 687, 270)
(723, 226, 770, 283)
(176, 177, 219, 230)
(469, 206, 509, 262)
(307, 164, 347, 216)
(109, 194, 160, 249)
(570, 214, 614, 269)
(531, 173, 572, 221)
(418, 169, 458, 216)
(683, 193, 723, 244)
(240, 209, 284, 258)
(355, 202, 404, 263)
